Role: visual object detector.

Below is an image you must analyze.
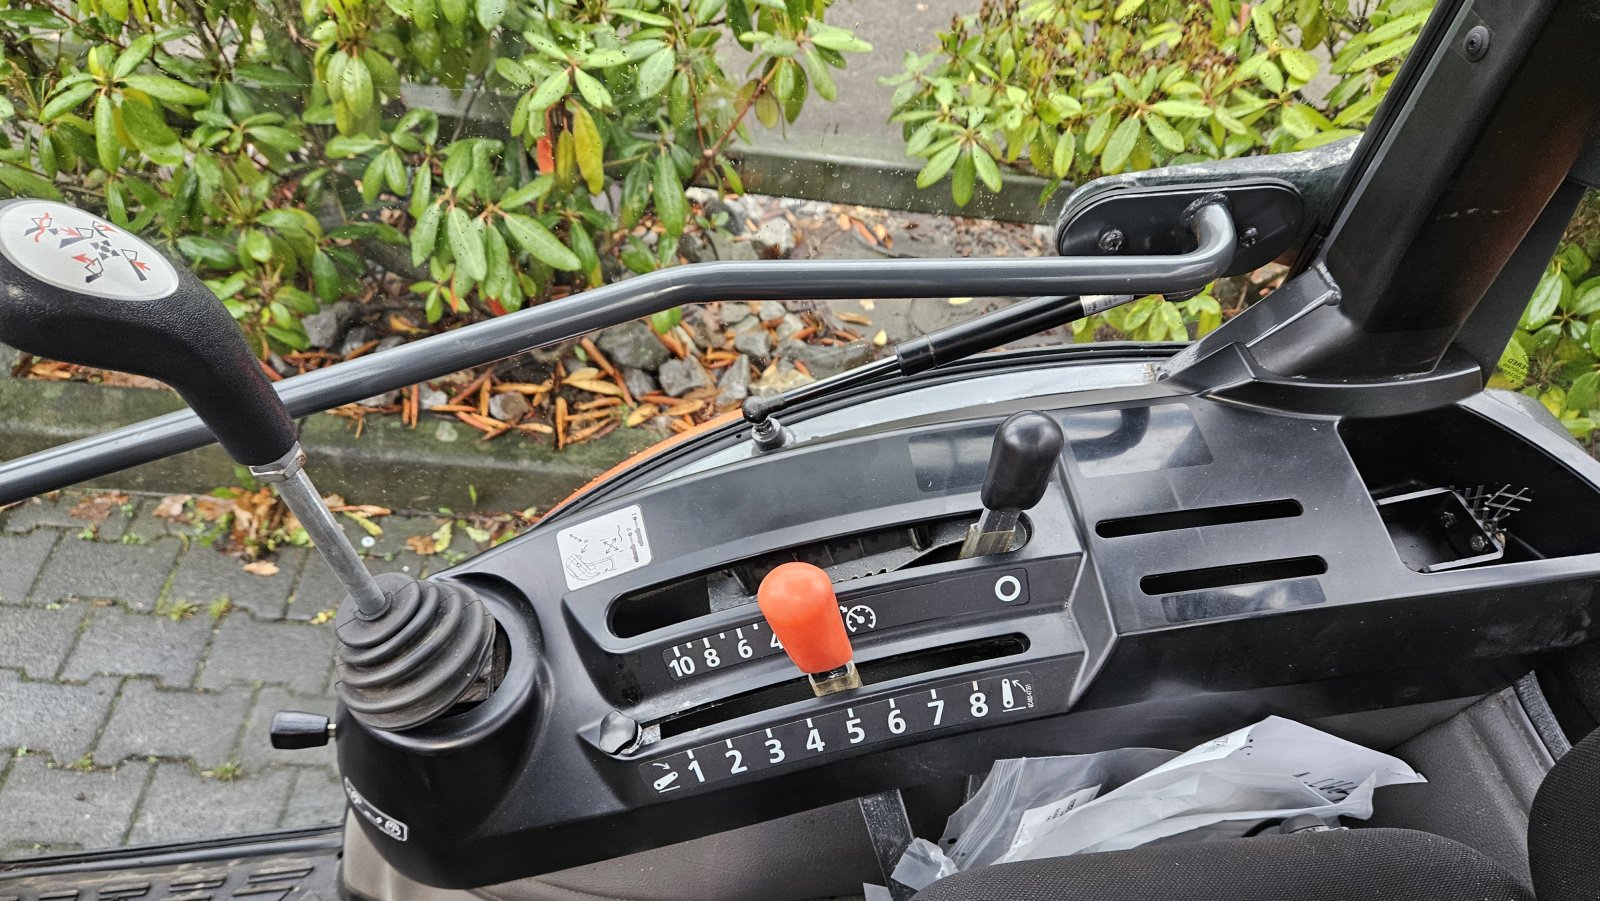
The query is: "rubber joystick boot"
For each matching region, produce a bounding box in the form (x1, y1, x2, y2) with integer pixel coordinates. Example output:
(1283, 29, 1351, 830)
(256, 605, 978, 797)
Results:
(336, 572, 497, 731)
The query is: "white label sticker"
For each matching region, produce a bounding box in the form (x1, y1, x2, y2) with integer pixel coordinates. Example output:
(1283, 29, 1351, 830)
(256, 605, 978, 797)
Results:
(0, 200, 179, 300)
(558, 504, 652, 591)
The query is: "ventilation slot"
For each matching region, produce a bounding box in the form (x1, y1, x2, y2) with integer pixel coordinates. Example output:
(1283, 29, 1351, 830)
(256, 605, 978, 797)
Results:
(1140, 556, 1326, 596)
(1096, 499, 1302, 538)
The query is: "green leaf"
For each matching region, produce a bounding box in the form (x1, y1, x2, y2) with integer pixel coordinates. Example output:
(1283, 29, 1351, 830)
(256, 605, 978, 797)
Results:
(1112, 0, 1145, 20)
(502, 213, 580, 270)
(799, 47, 836, 102)
(971, 145, 1002, 193)
(807, 21, 872, 53)
(1052, 129, 1075, 179)
(339, 57, 374, 118)
(412, 202, 443, 267)
(1250, 4, 1277, 44)
(94, 94, 121, 171)
(1521, 267, 1566, 332)
(1144, 113, 1184, 152)
(1279, 47, 1320, 82)
(570, 102, 604, 194)
(573, 68, 613, 109)
(495, 57, 533, 86)
(1101, 115, 1141, 173)
(41, 82, 97, 122)
(242, 229, 274, 263)
(1569, 370, 1600, 412)
(638, 47, 676, 98)
(653, 153, 687, 237)
(500, 178, 552, 209)
(120, 74, 209, 106)
(1150, 99, 1210, 118)
(1572, 277, 1600, 316)
(916, 141, 961, 188)
(582, 48, 631, 68)
(650, 306, 682, 335)
(113, 34, 155, 80)
(529, 69, 570, 112)
(0, 164, 62, 200)
(475, 0, 505, 29)
(440, 0, 467, 26)
(446, 207, 487, 280)
(951, 150, 975, 206)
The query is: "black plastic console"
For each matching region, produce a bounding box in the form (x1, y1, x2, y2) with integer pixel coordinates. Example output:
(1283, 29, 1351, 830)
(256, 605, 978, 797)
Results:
(333, 354, 1600, 888)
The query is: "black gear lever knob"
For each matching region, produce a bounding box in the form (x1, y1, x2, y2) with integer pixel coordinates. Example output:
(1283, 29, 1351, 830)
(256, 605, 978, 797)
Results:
(960, 411, 1063, 558)
(0, 199, 296, 466)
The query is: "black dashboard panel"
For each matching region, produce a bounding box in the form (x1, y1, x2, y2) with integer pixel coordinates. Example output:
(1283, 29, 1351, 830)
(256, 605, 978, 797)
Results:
(332, 369, 1600, 889)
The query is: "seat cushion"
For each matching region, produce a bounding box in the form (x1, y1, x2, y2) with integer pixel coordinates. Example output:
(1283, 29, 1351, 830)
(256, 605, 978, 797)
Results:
(912, 828, 1531, 901)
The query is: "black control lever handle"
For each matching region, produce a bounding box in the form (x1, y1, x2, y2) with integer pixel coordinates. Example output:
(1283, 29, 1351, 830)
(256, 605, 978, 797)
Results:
(0, 200, 296, 466)
(982, 411, 1064, 512)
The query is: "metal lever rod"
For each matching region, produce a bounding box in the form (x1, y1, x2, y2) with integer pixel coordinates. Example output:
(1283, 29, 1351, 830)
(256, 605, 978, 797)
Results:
(0, 203, 1235, 503)
(249, 444, 389, 618)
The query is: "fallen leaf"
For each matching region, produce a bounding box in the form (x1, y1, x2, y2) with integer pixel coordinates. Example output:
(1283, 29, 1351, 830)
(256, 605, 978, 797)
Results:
(625, 403, 659, 427)
(69, 491, 129, 524)
(948, 297, 974, 306)
(565, 367, 602, 381)
(565, 377, 625, 397)
(406, 534, 438, 555)
(243, 561, 280, 576)
(153, 494, 192, 520)
(873, 329, 889, 346)
(836, 312, 873, 326)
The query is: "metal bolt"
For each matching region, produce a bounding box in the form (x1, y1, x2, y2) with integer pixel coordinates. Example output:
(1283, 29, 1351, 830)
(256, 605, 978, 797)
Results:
(1464, 25, 1490, 62)
(1097, 229, 1125, 253)
(1469, 534, 1489, 553)
(1238, 226, 1259, 249)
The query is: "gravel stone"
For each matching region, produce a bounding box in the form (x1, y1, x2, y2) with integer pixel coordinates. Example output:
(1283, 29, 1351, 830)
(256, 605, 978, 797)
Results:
(0, 671, 119, 763)
(751, 361, 816, 397)
(0, 601, 89, 678)
(127, 763, 293, 845)
(622, 367, 658, 399)
(751, 217, 796, 258)
(488, 392, 530, 422)
(721, 301, 752, 324)
(339, 325, 377, 356)
(796, 340, 874, 379)
(717, 355, 752, 408)
(758, 301, 787, 322)
(734, 329, 773, 362)
(0, 530, 58, 604)
(776, 314, 807, 342)
(62, 605, 213, 688)
(200, 614, 336, 696)
(596, 321, 670, 370)
(95, 679, 252, 768)
(709, 231, 759, 262)
(658, 357, 711, 397)
(419, 385, 449, 408)
(0, 758, 151, 854)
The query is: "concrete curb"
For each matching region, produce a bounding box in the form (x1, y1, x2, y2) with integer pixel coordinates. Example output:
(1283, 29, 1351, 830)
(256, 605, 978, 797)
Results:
(0, 377, 660, 510)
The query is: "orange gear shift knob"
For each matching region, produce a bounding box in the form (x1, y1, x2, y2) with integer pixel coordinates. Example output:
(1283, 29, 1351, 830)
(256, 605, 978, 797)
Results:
(757, 562, 854, 678)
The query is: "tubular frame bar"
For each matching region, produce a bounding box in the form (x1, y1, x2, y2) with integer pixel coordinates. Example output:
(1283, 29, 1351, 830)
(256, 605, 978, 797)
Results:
(0, 204, 1235, 503)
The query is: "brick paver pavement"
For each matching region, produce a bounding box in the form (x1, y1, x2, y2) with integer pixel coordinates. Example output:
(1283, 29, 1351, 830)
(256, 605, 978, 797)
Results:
(0, 489, 444, 858)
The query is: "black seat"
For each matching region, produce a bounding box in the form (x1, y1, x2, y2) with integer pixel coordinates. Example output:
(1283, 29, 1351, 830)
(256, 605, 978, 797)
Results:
(915, 728, 1600, 901)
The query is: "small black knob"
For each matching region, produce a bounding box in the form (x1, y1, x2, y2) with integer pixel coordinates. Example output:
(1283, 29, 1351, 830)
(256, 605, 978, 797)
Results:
(270, 711, 334, 749)
(980, 411, 1064, 512)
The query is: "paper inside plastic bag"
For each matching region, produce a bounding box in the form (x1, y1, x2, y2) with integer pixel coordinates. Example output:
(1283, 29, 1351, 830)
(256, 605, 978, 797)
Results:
(891, 716, 1425, 890)
(999, 716, 1426, 862)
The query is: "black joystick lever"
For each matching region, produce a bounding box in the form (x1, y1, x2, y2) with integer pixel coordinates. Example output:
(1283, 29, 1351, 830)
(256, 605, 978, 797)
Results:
(958, 411, 1064, 559)
(0, 200, 496, 732)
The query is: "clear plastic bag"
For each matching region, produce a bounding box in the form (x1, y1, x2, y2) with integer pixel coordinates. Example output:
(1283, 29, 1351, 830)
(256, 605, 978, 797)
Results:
(888, 717, 1427, 893)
